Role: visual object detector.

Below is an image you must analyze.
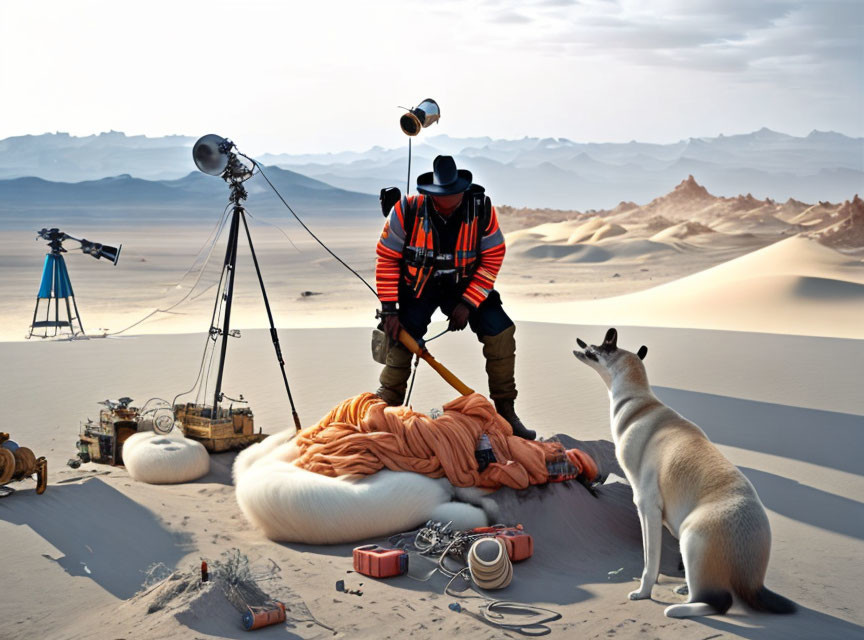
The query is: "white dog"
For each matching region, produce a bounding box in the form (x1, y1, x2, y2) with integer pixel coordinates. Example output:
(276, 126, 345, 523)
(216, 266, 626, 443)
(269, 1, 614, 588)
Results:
(573, 328, 795, 617)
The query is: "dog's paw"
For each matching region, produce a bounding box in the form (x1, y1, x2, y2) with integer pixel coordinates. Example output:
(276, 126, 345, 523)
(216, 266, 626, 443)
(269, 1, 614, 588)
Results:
(628, 589, 651, 600)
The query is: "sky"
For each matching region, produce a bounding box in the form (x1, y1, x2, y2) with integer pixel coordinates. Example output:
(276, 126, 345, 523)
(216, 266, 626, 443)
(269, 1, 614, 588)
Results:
(0, 0, 862, 155)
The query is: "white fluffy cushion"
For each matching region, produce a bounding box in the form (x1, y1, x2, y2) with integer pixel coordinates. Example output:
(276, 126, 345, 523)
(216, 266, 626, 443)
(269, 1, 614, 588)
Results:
(234, 437, 487, 544)
(123, 429, 210, 484)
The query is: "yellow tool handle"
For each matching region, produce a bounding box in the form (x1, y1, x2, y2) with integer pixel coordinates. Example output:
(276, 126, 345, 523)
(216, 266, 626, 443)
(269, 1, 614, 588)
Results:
(398, 329, 474, 396)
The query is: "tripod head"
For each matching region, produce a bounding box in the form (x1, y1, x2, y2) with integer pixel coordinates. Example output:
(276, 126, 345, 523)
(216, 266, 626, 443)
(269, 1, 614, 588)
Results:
(36, 228, 121, 265)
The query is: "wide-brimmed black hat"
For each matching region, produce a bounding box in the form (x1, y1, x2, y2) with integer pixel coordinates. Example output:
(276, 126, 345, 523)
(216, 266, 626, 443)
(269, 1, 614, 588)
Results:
(416, 155, 472, 196)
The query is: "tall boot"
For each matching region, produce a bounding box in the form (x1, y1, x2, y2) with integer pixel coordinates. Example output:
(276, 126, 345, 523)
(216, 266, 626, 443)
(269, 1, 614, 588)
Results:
(479, 325, 536, 440)
(376, 340, 414, 406)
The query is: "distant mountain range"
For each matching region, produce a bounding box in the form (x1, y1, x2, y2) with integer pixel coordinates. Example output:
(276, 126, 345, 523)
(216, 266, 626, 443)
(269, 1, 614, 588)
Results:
(0, 165, 377, 225)
(265, 129, 862, 209)
(0, 131, 198, 182)
(1, 129, 861, 210)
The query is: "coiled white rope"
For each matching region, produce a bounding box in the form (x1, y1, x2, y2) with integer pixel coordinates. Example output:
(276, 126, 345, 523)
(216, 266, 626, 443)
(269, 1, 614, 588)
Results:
(443, 538, 561, 636)
(467, 538, 513, 589)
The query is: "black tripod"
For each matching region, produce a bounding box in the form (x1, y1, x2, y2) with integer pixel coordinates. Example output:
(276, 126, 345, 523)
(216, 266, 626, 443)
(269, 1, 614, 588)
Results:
(209, 177, 302, 432)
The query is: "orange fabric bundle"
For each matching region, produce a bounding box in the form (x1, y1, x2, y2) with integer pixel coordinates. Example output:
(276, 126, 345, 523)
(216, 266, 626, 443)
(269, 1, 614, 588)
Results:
(292, 392, 599, 491)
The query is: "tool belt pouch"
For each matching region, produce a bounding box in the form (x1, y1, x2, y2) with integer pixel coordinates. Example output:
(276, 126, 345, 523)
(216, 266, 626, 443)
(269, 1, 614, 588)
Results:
(371, 327, 390, 365)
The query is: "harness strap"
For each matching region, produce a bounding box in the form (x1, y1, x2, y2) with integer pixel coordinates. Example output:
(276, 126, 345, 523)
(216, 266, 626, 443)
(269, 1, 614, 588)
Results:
(400, 187, 490, 296)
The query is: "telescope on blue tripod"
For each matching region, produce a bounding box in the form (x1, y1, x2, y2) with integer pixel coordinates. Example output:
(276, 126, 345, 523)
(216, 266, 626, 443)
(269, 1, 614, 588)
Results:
(28, 228, 121, 339)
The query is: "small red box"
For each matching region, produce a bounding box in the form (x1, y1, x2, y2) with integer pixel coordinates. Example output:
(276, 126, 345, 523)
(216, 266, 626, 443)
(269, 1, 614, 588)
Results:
(497, 530, 534, 562)
(353, 545, 409, 578)
(471, 525, 534, 562)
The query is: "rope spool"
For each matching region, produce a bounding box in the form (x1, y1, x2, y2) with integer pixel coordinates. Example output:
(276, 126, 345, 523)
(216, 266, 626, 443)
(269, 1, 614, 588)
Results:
(467, 538, 512, 590)
(0, 449, 14, 484)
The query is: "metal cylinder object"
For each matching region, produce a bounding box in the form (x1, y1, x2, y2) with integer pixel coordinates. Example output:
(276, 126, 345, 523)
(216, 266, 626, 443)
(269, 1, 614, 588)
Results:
(242, 602, 286, 631)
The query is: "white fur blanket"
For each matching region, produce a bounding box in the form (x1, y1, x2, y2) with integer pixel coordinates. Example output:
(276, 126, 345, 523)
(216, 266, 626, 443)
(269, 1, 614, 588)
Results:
(234, 430, 489, 544)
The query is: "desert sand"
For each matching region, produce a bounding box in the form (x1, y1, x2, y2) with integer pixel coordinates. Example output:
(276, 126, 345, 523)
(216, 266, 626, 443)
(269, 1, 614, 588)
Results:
(0, 325, 862, 639)
(1, 178, 863, 639)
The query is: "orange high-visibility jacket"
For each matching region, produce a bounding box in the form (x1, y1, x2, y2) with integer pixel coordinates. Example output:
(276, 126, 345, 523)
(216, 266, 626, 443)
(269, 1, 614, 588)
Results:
(375, 192, 506, 308)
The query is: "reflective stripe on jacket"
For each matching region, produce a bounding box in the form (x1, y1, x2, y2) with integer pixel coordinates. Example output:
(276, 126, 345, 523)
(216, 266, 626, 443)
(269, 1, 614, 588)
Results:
(375, 192, 506, 307)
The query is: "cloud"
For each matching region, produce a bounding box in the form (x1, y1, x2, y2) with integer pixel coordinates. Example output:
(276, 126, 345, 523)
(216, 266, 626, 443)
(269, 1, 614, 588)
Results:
(469, 0, 863, 80)
(488, 10, 533, 24)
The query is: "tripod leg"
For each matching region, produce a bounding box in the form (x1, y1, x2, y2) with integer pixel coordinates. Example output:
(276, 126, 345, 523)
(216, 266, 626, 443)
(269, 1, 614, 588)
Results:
(240, 212, 302, 432)
(43, 297, 51, 338)
(54, 258, 60, 337)
(212, 208, 241, 412)
(28, 298, 40, 339)
(66, 297, 78, 337)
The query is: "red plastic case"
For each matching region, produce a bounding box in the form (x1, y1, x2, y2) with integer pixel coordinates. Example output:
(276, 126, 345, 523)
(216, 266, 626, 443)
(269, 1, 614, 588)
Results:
(353, 545, 409, 578)
(471, 525, 534, 562)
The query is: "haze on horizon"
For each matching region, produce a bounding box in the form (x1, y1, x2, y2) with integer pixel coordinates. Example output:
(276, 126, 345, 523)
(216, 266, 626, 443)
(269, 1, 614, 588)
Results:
(1, 0, 862, 156)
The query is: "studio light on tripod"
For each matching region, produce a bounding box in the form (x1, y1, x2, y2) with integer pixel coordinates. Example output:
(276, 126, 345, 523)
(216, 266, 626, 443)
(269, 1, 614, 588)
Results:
(400, 98, 440, 136)
(187, 133, 302, 431)
(193, 134, 253, 182)
(28, 228, 121, 339)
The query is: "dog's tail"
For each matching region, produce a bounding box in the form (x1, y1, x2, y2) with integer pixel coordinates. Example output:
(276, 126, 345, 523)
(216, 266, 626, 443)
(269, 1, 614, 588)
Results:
(665, 590, 733, 618)
(737, 586, 797, 614)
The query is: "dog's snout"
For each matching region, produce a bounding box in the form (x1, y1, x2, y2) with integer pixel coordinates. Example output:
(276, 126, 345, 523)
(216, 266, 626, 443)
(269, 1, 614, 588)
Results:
(576, 338, 588, 349)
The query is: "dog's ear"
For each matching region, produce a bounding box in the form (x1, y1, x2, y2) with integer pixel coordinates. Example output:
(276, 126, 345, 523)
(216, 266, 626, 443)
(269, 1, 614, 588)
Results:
(637, 345, 648, 360)
(603, 328, 618, 349)
(576, 338, 587, 349)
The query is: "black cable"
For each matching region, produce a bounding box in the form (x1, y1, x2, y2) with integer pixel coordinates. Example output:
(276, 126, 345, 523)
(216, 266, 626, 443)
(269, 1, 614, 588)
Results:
(402, 328, 449, 406)
(244, 208, 301, 253)
(243, 156, 378, 298)
(105, 203, 233, 336)
(407, 137, 412, 196)
(175, 236, 231, 409)
(404, 355, 420, 406)
(201, 260, 229, 406)
(171, 333, 212, 410)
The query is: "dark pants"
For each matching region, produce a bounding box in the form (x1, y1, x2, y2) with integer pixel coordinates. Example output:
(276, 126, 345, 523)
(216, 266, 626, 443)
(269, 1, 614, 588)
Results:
(398, 288, 514, 341)
(376, 286, 517, 405)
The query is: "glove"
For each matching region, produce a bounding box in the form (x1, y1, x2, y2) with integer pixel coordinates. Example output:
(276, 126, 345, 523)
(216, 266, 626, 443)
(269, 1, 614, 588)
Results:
(378, 302, 402, 341)
(448, 302, 472, 332)
(383, 315, 402, 341)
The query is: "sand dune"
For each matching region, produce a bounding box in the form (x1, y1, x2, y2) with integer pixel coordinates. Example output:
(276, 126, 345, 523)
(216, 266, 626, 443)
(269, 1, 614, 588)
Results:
(584, 221, 627, 243)
(499, 177, 863, 328)
(504, 219, 590, 245)
(520, 242, 613, 262)
(519, 236, 864, 338)
(565, 218, 624, 244)
(650, 220, 714, 241)
(596, 237, 684, 260)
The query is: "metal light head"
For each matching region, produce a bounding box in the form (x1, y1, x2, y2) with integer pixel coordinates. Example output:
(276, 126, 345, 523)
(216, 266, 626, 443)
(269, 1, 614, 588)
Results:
(193, 134, 254, 182)
(80, 239, 121, 265)
(400, 98, 440, 136)
(193, 134, 233, 175)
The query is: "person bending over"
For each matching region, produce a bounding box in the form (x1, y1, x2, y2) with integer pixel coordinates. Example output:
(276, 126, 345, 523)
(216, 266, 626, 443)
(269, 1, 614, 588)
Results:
(374, 155, 535, 440)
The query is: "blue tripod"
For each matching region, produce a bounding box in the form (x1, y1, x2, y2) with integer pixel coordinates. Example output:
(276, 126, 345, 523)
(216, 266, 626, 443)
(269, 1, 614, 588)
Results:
(28, 249, 85, 339)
